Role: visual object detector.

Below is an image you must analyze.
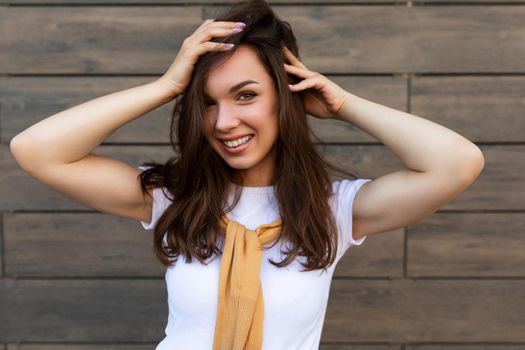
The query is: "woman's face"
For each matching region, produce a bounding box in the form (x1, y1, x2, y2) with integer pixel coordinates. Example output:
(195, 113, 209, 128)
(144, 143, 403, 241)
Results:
(202, 44, 279, 187)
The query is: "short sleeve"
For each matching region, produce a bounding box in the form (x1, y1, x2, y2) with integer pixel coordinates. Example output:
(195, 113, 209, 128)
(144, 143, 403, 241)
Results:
(137, 165, 173, 231)
(333, 178, 372, 252)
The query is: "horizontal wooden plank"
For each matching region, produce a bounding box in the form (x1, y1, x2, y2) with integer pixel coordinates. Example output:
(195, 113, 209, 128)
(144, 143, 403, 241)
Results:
(2, 144, 521, 211)
(1, 77, 175, 144)
(406, 346, 525, 350)
(0, 6, 201, 73)
(7, 0, 525, 4)
(324, 279, 525, 342)
(0, 215, 3, 278)
(3, 213, 403, 278)
(2, 6, 524, 73)
(4, 213, 165, 277)
(7, 0, 394, 4)
(320, 346, 400, 350)
(3, 279, 524, 342)
(5, 344, 400, 350)
(206, 5, 525, 74)
(411, 76, 525, 143)
(1, 76, 403, 144)
(1, 144, 173, 211)
(460, 145, 525, 210)
(4, 143, 508, 211)
(4, 75, 523, 144)
(408, 213, 525, 277)
(6, 0, 396, 3)
(324, 144, 523, 210)
(6, 346, 153, 350)
(0, 279, 166, 341)
(335, 228, 404, 278)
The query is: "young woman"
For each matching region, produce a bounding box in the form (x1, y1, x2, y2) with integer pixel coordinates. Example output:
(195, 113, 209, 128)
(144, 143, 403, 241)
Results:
(10, 0, 484, 349)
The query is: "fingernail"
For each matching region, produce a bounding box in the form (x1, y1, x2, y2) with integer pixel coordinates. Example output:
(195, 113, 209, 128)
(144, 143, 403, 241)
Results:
(235, 22, 246, 28)
(232, 27, 243, 33)
(224, 43, 235, 49)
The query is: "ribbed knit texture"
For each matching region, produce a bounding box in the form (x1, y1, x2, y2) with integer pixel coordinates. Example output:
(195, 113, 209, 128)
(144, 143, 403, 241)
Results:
(212, 215, 283, 350)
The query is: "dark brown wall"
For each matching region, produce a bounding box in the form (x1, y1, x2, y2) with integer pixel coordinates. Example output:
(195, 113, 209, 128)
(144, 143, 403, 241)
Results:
(1, 0, 524, 348)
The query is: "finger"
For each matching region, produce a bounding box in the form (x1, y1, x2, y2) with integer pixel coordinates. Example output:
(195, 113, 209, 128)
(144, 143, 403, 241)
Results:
(197, 41, 235, 54)
(194, 19, 238, 36)
(289, 76, 318, 91)
(197, 19, 214, 31)
(284, 63, 316, 79)
(202, 26, 243, 42)
(282, 45, 307, 69)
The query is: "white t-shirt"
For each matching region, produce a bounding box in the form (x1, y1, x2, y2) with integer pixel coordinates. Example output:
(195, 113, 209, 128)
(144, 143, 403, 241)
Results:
(138, 166, 371, 350)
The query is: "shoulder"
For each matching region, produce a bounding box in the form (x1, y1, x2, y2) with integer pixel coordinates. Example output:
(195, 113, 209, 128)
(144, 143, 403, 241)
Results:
(137, 165, 174, 230)
(139, 186, 174, 230)
(331, 178, 372, 205)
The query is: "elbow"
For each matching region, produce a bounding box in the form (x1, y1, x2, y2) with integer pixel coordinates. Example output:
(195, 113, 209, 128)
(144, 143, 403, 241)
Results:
(10, 136, 25, 162)
(10, 136, 38, 173)
(457, 145, 485, 185)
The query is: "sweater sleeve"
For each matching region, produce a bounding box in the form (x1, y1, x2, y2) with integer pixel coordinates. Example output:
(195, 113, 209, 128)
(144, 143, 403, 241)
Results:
(137, 165, 172, 231)
(333, 178, 373, 252)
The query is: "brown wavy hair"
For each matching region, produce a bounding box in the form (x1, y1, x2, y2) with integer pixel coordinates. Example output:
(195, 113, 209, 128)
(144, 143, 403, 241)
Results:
(138, 0, 357, 272)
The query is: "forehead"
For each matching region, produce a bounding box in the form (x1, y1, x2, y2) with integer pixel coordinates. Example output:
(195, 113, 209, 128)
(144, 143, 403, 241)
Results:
(205, 45, 272, 94)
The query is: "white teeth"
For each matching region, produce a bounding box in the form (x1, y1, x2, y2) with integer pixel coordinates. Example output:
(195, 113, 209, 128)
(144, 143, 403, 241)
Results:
(222, 135, 253, 148)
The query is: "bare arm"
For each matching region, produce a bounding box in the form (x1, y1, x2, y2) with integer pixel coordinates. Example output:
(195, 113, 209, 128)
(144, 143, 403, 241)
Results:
(10, 78, 178, 223)
(10, 78, 177, 168)
(335, 92, 484, 240)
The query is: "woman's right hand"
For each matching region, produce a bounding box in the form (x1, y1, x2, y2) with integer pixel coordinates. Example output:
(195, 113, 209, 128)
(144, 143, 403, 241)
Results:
(156, 19, 246, 98)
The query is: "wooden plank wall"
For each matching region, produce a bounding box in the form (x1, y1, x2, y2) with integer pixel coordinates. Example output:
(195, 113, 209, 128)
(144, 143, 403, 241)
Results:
(1, 0, 524, 348)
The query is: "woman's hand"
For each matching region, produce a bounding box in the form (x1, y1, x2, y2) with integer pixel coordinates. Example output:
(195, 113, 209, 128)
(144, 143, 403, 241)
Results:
(156, 19, 246, 98)
(283, 45, 348, 120)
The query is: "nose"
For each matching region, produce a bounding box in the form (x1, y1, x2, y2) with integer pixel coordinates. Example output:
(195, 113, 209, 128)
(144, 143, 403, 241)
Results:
(214, 103, 242, 132)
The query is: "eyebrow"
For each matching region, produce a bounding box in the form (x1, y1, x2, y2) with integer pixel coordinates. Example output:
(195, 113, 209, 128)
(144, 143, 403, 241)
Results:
(205, 80, 260, 99)
(229, 80, 259, 94)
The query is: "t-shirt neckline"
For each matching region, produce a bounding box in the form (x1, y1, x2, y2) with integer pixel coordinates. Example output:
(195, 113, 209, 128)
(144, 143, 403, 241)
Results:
(228, 181, 275, 195)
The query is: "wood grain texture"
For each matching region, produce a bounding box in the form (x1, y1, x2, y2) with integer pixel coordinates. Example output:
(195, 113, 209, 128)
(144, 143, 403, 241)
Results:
(324, 279, 525, 342)
(0, 6, 201, 73)
(4, 344, 401, 350)
(3, 210, 405, 278)
(408, 213, 525, 277)
(9, 0, 403, 4)
(406, 346, 525, 350)
(1, 6, 525, 73)
(7, 0, 525, 3)
(1, 0, 522, 347)
(6, 346, 153, 350)
(4, 144, 508, 211)
(320, 346, 400, 350)
(335, 228, 404, 278)
(3, 279, 524, 342)
(1, 76, 400, 143)
(4, 75, 525, 144)
(411, 76, 525, 143)
(0, 279, 166, 341)
(4, 212, 165, 277)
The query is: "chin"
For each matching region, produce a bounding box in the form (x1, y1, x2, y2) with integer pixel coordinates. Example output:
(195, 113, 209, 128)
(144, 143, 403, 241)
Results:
(223, 157, 256, 170)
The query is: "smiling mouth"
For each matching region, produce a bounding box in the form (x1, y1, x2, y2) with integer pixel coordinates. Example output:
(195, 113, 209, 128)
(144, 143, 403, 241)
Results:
(220, 134, 254, 148)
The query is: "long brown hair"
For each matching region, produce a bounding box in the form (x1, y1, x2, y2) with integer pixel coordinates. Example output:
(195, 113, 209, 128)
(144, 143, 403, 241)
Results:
(138, 0, 357, 272)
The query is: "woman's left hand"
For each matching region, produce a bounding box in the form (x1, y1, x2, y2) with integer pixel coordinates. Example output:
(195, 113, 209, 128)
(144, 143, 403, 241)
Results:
(283, 45, 348, 120)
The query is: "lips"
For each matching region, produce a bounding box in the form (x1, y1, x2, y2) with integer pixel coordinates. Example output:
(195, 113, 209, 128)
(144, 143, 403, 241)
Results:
(220, 133, 255, 154)
(217, 133, 254, 142)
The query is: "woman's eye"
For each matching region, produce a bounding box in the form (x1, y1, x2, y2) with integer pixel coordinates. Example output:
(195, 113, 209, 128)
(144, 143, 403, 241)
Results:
(238, 92, 256, 101)
(204, 92, 256, 107)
